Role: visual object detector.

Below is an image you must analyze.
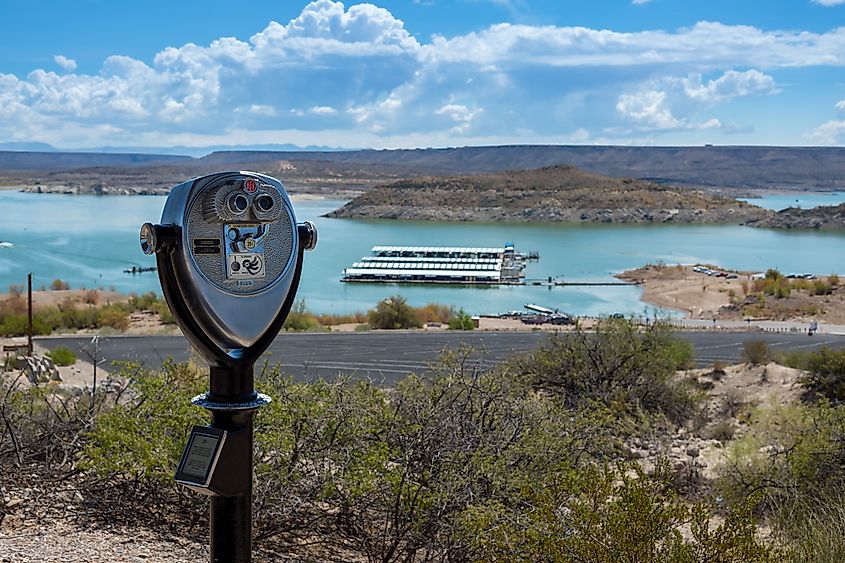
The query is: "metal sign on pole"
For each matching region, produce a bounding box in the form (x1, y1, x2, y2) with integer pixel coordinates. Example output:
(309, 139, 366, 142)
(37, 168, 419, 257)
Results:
(141, 172, 317, 562)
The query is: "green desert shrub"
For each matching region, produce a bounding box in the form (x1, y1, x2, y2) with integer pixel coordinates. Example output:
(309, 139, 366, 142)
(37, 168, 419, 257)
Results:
(127, 291, 159, 311)
(150, 299, 175, 324)
(96, 304, 130, 331)
(508, 319, 697, 424)
(717, 402, 845, 560)
(60, 306, 100, 330)
(462, 462, 777, 562)
(812, 280, 833, 295)
(752, 270, 791, 299)
(776, 492, 845, 562)
(743, 340, 770, 365)
(84, 361, 205, 482)
(796, 347, 845, 403)
(283, 299, 321, 331)
(46, 346, 77, 366)
(447, 308, 475, 330)
(367, 295, 422, 329)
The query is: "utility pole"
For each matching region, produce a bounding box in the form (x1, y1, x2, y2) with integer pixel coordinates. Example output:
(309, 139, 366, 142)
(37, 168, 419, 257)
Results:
(81, 336, 106, 414)
(27, 273, 33, 356)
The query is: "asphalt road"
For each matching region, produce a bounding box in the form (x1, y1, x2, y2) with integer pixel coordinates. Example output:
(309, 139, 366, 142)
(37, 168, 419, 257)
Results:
(36, 330, 845, 385)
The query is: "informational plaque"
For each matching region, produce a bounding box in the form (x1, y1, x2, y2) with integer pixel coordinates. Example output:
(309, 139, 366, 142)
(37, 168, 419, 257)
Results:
(175, 426, 227, 489)
(182, 434, 221, 479)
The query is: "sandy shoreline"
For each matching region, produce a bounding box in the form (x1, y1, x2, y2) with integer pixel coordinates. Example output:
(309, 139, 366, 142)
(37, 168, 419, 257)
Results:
(618, 264, 845, 323)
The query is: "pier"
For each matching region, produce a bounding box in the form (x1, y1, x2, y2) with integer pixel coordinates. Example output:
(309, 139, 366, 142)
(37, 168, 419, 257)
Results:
(341, 245, 640, 287)
(525, 278, 641, 287)
(342, 244, 535, 285)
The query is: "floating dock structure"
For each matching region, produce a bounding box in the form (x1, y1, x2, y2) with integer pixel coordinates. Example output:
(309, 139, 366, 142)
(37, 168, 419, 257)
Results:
(342, 244, 535, 284)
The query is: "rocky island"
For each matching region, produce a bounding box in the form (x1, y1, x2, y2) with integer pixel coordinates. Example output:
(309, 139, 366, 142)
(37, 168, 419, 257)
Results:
(746, 202, 845, 230)
(325, 165, 773, 224)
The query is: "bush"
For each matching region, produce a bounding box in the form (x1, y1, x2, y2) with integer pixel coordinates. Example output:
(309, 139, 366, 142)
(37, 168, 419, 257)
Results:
(813, 280, 833, 295)
(367, 295, 422, 329)
(414, 302, 454, 324)
(462, 462, 777, 562)
(46, 346, 77, 366)
(708, 420, 736, 442)
(60, 306, 99, 330)
(283, 299, 323, 332)
(797, 347, 845, 403)
(447, 308, 475, 330)
(150, 300, 175, 324)
(752, 270, 791, 299)
(6, 350, 785, 561)
(828, 274, 840, 287)
(717, 402, 845, 560)
(50, 279, 70, 291)
(127, 291, 158, 311)
(97, 305, 130, 331)
(0, 373, 92, 471)
(776, 492, 845, 562)
(508, 319, 697, 424)
(743, 340, 769, 365)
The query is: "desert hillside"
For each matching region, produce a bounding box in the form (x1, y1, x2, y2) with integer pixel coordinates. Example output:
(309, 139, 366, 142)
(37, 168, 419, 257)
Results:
(326, 165, 772, 224)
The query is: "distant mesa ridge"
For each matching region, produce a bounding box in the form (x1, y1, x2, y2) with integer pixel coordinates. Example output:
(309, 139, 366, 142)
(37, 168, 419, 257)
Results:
(4, 144, 845, 189)
(0, 150, 191, 171)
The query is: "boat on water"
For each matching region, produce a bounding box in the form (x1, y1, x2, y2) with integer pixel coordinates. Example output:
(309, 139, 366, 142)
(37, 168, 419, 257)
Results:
(0, 241, 13, 248)
(341, 243, 539, 285)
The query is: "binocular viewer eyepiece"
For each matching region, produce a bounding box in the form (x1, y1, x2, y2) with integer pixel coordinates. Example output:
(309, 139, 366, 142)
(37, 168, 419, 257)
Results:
(141, 171, 316, 368)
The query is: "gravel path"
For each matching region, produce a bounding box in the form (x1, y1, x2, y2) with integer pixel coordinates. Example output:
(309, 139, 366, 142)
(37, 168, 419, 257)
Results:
(0, 522, 207, 562)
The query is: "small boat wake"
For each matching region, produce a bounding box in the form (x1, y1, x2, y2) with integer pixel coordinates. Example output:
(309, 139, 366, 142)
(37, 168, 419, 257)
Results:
(0, 241, 13, 249)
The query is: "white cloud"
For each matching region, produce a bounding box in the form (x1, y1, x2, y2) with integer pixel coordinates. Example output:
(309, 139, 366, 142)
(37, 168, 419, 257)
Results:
(435, 103, 483, 133)
(812, 0, 845, 6)
(836, 100, 845, 111)
(2, 2, 844, 148)
(53, 55, 77, 72)
(616, 90, 681, 128)
(632, 0, 653, 4)
(806, 120, 845, 144)
(309, 105, 338, 115)
(682, 69, 776, 103)
(616, 69, 775, 131)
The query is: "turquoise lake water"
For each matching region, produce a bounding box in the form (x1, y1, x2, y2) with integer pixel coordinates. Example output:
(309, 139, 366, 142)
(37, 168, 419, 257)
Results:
(738, 192, 845, 211)
(3, 191, 845, 316)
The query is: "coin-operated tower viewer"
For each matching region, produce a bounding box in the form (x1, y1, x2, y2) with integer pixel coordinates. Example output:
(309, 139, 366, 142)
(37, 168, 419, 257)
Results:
(140, 172, 317, 562)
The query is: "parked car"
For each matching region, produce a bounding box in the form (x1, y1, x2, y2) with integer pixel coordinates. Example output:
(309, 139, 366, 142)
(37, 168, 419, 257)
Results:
(548, 314, 574, 325)
(521, 314, 548, 325)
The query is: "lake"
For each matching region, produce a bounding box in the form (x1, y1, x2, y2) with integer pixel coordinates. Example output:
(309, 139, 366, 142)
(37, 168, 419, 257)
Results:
(738, 191, 845, 211)
(3, 191, 845, 316)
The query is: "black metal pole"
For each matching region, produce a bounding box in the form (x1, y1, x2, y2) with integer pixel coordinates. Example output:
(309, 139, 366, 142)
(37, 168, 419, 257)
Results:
(207, 363, 256, 563)
(27, 273, 33, 356)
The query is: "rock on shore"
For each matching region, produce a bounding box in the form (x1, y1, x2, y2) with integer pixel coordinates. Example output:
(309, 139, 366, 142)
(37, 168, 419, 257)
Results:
(21, 184, 171, 196)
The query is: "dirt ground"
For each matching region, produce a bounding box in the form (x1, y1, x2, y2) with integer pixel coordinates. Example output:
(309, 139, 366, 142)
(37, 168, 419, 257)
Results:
(1, 288, 127, 309)
(618, 264, 845, 322)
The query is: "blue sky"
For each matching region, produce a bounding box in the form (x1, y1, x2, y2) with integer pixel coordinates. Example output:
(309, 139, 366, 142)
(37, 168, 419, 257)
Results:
(1, 0, 844, 150)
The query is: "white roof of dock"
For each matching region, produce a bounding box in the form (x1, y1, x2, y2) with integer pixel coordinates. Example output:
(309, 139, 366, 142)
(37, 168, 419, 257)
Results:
(371, 245, 504, 254)
(352, 261, 500, 271)
(344, 267, 500, 279)
(361, 256, 500, 264)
